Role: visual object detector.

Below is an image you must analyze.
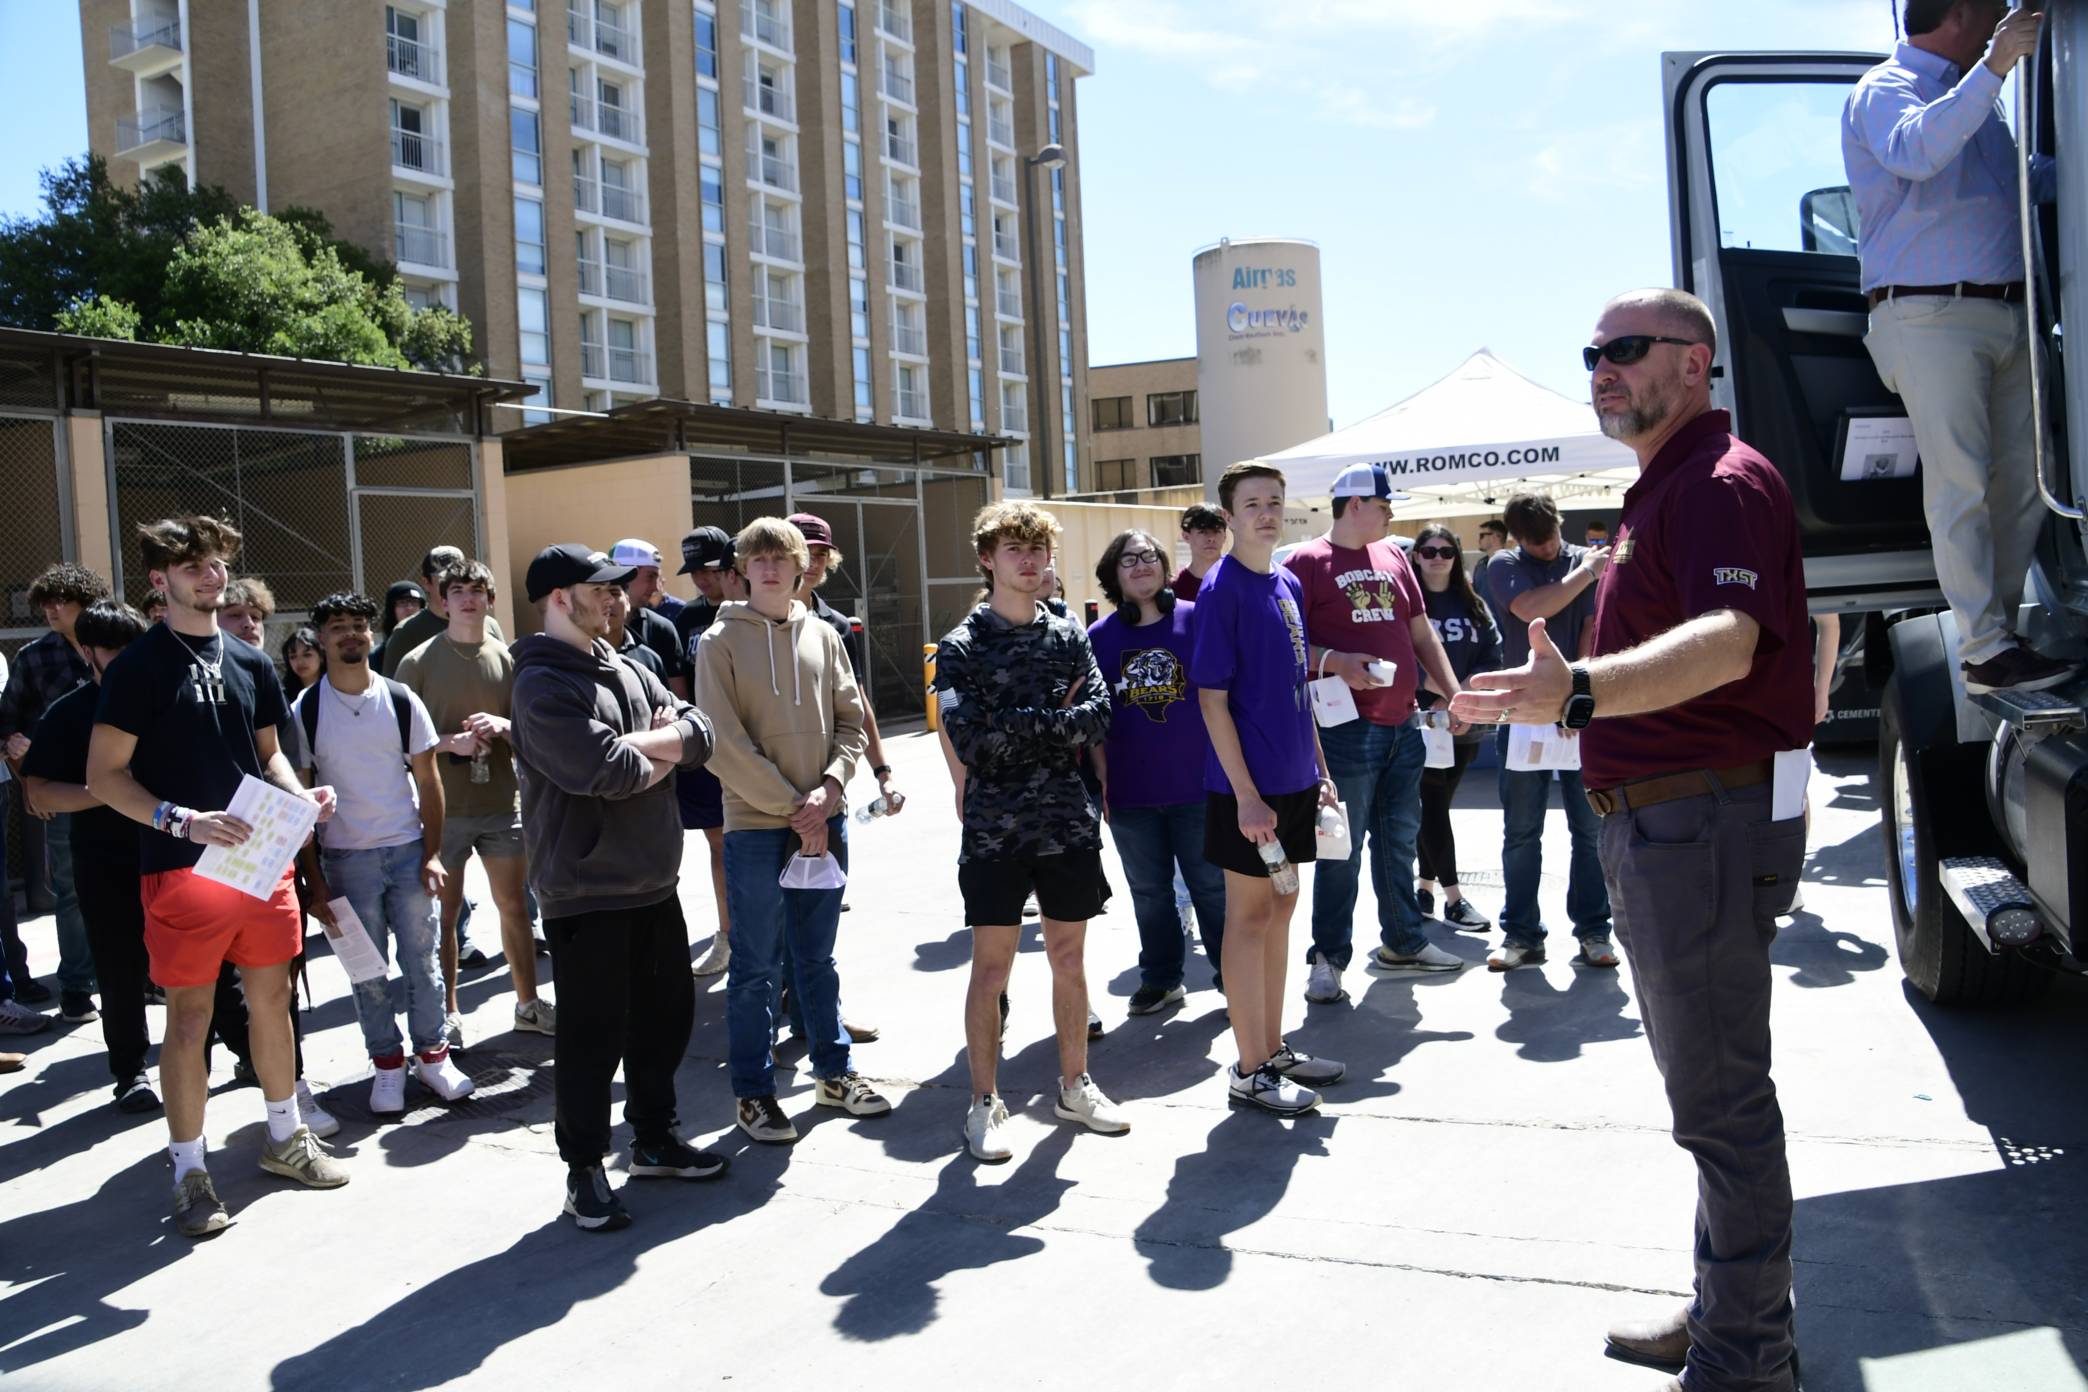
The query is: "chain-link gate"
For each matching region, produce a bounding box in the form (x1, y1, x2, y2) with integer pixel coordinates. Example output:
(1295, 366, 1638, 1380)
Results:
(0, 410, 71, 907)
(105, 419, 484, 649)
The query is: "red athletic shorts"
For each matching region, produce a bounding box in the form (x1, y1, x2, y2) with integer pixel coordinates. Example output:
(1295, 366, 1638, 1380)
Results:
(141, 867, 302, 988)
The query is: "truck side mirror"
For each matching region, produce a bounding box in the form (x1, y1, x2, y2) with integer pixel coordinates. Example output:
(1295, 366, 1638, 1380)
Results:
(1800, 185, 1861, 255)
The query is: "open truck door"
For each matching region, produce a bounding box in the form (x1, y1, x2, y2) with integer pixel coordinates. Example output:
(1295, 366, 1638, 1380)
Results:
(1663, 51, 1940, 614)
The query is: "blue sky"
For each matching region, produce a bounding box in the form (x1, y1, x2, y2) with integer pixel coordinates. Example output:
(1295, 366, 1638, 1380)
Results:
(2, 0, 1899, 425)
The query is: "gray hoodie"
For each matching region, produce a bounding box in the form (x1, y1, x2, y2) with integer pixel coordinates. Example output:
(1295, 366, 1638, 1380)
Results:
(509, 632, 714, 920)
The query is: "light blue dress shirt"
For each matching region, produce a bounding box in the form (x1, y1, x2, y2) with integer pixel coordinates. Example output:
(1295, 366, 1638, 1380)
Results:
(1842, 42, 2054, 291)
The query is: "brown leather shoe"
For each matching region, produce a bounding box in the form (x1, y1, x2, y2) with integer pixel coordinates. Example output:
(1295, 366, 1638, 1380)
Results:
(1962, 645, 2075, 695)
(1605, 1304, 1690, 1370)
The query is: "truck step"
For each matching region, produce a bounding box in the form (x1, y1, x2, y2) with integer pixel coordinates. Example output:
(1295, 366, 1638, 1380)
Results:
(1970, 687, 2085, 734)
(1938, 856, 2045, 952)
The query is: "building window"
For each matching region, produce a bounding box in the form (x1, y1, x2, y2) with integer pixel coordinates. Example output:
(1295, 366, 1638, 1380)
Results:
(1090, 395, 1132, 431)
(951, 1, 966, 53)
(696, 11, 718, 79)
(515, 196, 545, 274)
(849, 273, 870, 338)
(508, 19, 538, 97)
(853, 346, 874, 417)
(841, 71, 860, 132)
(704, 242, 730, 311)
(707, 320, 732, 403)
(842, 140, 862, 201)
(518, 287, 550, 366)
(1148, 390, 1198, 427)
(698, 87, 722, 157)
(968, 367, 985, 428)
(700, 166, 725, 233)
(1093, 458, 1138, 492)
(1151, 454, 1202, 489)
(837, 0, 856, 65)
(521, 373, 552, 425)
(510, 109, 541, 185)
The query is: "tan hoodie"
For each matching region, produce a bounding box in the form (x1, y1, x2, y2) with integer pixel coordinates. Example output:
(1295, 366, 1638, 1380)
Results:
(694, 599, 867, 832)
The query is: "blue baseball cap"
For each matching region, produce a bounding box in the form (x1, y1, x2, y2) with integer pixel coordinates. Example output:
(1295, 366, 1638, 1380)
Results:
(1331, 462, 1393, 498)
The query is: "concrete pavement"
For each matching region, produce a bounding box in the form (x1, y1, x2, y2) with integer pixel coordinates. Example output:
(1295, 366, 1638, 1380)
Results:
(1, 734, 2083, 1391)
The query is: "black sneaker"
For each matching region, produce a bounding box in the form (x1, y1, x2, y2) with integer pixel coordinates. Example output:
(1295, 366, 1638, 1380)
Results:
(14, 979, 52, 1005)
(1416, 888, 1437, 919)
(1127, 984, 1185, 1016)
(1443, 898, 1493, 932)
(564, 1164, 632, 1231)
(61, 992, 100, 1023)
(1087, 1009, 1104, 1039)
(998, 990, 1010, 1038)
(143, 982, 166, 1007)
(116, 1073, 162, 1113)
(736, 1095, 799, 1145)
(630, 1137, 730, 1181)
(460, 945, 492, 967)
(1963, 646, 2075, 695)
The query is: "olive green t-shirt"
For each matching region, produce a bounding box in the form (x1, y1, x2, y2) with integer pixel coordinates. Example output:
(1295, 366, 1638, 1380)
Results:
(380, 608, 505, 677)
(394, 634, 520, 818)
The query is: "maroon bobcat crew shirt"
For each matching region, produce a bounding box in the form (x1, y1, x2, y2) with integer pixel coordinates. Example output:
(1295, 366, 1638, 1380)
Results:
(1580, 410, 1812, 791)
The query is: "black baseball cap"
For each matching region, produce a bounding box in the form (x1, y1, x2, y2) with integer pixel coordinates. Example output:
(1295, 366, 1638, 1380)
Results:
(679, 526, 733, 575)
(526, 543, 638, 602)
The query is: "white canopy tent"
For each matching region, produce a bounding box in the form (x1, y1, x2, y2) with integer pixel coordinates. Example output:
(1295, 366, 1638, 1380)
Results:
(1259, 349, 1640, 523)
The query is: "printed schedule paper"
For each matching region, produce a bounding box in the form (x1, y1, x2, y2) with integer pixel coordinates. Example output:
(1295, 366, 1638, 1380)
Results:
(320, 898, 390, 984)
(192, 774, 318, 900)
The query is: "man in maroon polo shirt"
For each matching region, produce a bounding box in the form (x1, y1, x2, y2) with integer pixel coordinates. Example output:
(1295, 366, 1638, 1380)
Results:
(1455, 288, 1811, 1392)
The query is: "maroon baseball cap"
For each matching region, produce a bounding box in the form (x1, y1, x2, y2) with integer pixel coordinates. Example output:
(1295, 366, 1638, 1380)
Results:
(787, 513, 835, 549)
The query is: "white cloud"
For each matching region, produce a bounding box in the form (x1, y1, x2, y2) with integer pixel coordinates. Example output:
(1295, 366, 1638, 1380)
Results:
(1058, 0, 1260, 60)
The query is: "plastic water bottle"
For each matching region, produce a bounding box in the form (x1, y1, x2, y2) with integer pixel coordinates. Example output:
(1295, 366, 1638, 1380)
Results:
(854, 795, 892, 824)
(470, 750, 491, 785)
(1257, 840, 1299, 897)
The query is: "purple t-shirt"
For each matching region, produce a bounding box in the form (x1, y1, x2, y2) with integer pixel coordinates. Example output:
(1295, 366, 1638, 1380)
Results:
(1088, 602, 1210, 809)
(1188, 555, 1317, 798)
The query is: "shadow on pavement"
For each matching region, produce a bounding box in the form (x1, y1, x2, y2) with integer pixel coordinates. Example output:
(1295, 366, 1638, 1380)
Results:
(1791, 975, 2088, 1386)
(1493, 963, 1642, 1062)
(818, 1128, 1075, 1341)
(1293, 965, 1477, 1103)
(1132, 1108, 1335, 1291)
(1770, 911, 1889, 990)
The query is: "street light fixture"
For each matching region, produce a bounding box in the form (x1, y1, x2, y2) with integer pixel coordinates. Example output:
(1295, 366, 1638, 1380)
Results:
(1022, 143, 1068, 497)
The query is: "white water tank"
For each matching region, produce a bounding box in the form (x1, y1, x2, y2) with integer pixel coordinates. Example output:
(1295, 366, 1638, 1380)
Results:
(1192, 237, 1330, 502)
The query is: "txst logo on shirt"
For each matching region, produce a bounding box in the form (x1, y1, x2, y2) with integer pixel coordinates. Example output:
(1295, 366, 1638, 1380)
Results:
(1115, 647, 1187, 721)
(1713, 567, 1759, 590)
(1336, 568, 1403, 625)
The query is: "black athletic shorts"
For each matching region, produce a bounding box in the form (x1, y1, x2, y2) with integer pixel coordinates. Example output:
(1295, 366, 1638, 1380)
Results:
(1204, 788, 1320, 877)
(959, 849, 1112, 926)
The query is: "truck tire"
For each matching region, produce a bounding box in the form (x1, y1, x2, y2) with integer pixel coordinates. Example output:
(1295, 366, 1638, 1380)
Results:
(1879, 685, 2049, 1006)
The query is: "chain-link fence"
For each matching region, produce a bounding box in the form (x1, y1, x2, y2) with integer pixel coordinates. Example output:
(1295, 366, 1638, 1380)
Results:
(1, 410, 70, 909)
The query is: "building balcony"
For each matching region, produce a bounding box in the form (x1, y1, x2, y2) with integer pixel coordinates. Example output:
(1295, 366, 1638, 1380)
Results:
(995, 287, 1023, 317)
(748, 221, 801, 262)
(744, 77, 795, 123)
(1001, 400, 1028, 433)
(986, 57, 1012, 91)
(577, 260, 602, 296)
(394, 222, 450, 269)
(581, 342, 654, 384)
(989, 173, 1016, 205)
(896, 387, 928, 420)
(567, 6, 635, 63)
(885, 133, 917, 168)
(892, 321, 926, 356)
(751, 154, 797, 193)
(387, 33, 444, 86)
(877, 1, 912, 44)
(571, 94, 644, 146)
(740, 0, 791, 52)
(881, 66, 914, 105)
(889, 260, 923, 294)
(576, 176, 648, 224)
(757, 363, 807, 405)
(992, 229, 1020, 261)
(987, 115, 1014, 149)
(115, 109, 187, 163)
(886, 195, 921, 231)
(580, 262, 651, 304)
(753, 296, 805, 333)
(108, 18, 183, 77)
(997, 342, 1025, 375)
(390, 127, 446, 176)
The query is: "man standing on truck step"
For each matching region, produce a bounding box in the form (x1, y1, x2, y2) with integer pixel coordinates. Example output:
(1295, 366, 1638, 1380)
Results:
(1457, 290, 1813, 1392)
(1844, 2, 2071, 694)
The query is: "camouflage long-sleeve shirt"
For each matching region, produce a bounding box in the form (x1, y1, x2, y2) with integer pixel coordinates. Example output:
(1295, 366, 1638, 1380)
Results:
(935, 602, 1111, 863)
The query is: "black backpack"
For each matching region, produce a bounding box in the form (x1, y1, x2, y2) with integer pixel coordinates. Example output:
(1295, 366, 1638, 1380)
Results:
(297, 677, 417, 776)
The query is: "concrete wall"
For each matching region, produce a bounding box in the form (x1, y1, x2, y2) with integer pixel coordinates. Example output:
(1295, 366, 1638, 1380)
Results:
(1039, 498, 1199, 620)
(501, 455, 695, 634)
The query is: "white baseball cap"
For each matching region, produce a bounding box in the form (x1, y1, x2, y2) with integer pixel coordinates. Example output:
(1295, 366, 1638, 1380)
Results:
(609, 538, 662, 569)
(1331, 463, 1393, 498)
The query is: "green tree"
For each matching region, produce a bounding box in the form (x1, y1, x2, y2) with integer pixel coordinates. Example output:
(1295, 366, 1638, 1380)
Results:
(0, 156, 476, 373)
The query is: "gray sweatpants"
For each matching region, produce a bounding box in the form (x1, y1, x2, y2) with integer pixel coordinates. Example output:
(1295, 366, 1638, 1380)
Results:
(1599, 780, 1806, 1392)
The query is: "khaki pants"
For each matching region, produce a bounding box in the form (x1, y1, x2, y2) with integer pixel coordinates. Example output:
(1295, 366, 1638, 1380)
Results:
(1862, 295, 2041, 667)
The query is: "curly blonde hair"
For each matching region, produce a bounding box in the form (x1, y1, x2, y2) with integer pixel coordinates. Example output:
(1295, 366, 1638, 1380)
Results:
(971, 501, 1062, 583)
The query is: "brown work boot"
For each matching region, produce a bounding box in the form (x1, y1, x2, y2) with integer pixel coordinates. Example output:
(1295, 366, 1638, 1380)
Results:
(1606, 1304, 1690, 1370)
(1962, 645, 2075, 696)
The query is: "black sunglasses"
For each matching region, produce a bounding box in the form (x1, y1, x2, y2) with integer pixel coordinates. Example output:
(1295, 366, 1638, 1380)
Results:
(1413, 545, 1459, 560)
(1583, 336, 1700, 372)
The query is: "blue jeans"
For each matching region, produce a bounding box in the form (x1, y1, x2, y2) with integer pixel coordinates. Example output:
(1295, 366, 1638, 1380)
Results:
(724, 819, 849, 1098)
(322, 840, 445, 1059)
(1496, 727, 1612, 948)
(1110, 800, 1228, 991)
(46, 814, 97, 994)
(1312, 718, 1428, 968)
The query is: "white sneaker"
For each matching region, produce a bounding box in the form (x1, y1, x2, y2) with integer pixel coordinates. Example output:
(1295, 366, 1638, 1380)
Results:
(443, 1010, 466, 1051)
(514, 999, 556, 1035)
(1488, 941, 1547, 972)
(370, 1065, 407, 1115)
(1370, 941, 1466, 973)
(692, 936, 731, 977)
(1227, 1062, 1319, 1116)
(413, 1051, 475, 1102)
(964, 1094, 1013, 1162)
(295, 1080, 341, 1139)
(1304, 956, 1345, 1003)
(1053, 1073, 1130, 1135)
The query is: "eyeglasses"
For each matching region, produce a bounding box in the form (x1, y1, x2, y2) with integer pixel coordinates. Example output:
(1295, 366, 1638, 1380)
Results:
(1583, 336, 1701, 372)
(1413, 545, 1459, 560)
(1117, 548, 1164, 569)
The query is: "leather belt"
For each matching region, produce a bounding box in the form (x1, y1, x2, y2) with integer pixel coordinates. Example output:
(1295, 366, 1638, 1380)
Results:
(1585, 759, 1773, 818)
(1868, 281, 2023, 308)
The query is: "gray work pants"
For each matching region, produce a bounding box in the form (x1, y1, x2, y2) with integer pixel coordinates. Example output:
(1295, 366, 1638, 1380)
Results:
(1599, 780, 1806, 1392)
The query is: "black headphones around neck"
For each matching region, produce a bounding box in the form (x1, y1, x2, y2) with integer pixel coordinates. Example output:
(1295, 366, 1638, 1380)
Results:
(1115, 587, 1177, 624)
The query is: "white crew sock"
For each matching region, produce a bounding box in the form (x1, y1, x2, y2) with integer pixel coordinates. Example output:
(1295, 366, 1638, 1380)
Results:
(263, 1093, 298, 1143)
(169, 1137, 206, 1184)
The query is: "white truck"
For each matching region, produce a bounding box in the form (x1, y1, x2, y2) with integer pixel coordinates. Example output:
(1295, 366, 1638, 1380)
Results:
(1663, 7, 2086, 1005)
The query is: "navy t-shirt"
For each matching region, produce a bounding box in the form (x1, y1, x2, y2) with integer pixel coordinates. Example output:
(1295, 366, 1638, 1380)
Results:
(21, 681, 139, 867)
(94, 625, 289, 874)
(1087, 602, 1209, 808)
(1188, 555, 1317, 799)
